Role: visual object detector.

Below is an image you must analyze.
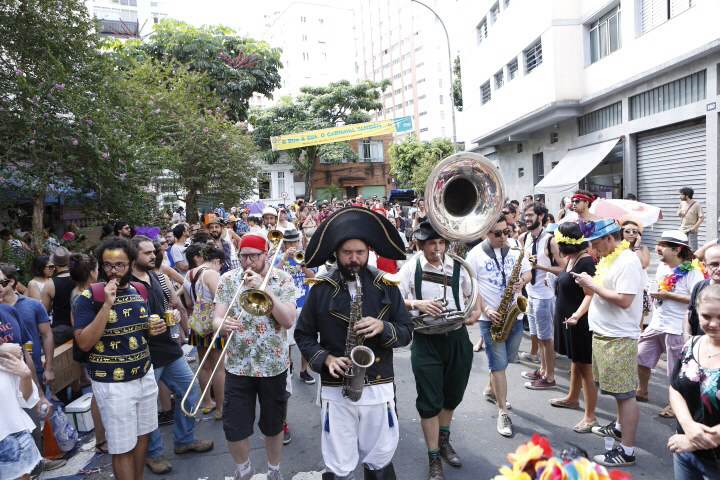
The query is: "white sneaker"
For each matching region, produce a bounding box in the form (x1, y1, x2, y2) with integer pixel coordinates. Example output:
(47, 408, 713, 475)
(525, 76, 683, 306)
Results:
(233, 465, 254, 480)
(519, 351, 540, 363)
(497, 413, 513, 437)
(267, 469, 285, 480)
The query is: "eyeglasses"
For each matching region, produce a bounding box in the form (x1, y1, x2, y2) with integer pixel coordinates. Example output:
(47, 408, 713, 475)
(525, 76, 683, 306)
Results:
(102, 262, 129, 271)
(0, 278, 11, 287)
(623, 229, 639, 235)
(707, 262, 720, 270)
(239, 253, 262, 262)
(491, 229, 511, 238)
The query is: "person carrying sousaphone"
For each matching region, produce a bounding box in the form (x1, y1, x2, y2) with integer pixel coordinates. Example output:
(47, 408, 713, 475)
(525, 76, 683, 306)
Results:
(397, 220, 481, 480)
(294, 207, 414, 480)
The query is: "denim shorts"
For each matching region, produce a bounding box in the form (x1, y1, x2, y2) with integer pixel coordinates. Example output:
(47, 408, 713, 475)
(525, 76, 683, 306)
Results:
(0, 431, 42, 480)
(527, 296, 555, 341)
(479, 319, 524, 372)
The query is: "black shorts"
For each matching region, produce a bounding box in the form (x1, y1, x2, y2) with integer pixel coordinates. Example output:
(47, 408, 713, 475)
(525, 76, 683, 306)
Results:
(222, 369, 289, 442)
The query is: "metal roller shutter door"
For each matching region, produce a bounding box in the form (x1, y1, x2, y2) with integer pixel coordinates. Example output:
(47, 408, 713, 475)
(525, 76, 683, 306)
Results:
(637, 120, 707, 248)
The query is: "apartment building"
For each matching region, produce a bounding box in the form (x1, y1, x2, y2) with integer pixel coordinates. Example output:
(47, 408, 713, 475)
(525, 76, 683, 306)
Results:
(85, 0, 167, 38)
(457, 0, 720, 245)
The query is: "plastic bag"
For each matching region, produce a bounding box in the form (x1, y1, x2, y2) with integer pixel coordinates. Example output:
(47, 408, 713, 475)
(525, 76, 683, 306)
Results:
(46, 392, 78, 453)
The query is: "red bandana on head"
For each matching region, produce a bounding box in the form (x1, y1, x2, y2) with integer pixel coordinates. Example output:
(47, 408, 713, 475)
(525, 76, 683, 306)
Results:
(571, 193, 595, 205)
(239, 234, 268, 252)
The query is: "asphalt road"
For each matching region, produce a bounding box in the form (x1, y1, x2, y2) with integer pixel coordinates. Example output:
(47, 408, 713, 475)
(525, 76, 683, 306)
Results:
(87, 329, 676, 480)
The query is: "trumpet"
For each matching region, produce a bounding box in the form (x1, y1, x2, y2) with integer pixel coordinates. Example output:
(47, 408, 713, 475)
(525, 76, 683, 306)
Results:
(293, 250, 305, 264)
(180, 231, 285, 417)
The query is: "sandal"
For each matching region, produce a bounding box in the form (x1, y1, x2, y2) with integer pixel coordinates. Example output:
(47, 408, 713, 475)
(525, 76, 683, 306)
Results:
(550, 398, 581, 410)
(200, 404, 216, 415)
(659, 405, 675, 418)
(95, 440, 109, 454)
(636, 394, 649, 403)
(573, 420, 598, 433)
(473, 340, 485, 352)
(214, 411, 223, 421)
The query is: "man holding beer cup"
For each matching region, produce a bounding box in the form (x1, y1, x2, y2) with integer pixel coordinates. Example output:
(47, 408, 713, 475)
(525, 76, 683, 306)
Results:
(130, 236, 214, 474)
(74, 238, 161, 480)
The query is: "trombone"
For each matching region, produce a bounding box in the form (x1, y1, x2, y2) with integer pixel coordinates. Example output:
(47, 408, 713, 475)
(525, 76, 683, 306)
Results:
(180, 229, 285, 417)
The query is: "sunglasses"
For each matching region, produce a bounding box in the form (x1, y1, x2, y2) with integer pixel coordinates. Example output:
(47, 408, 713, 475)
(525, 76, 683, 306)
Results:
(0, 278, 11, 287)
(491, 228, 511, 238)
(623, 229, 639, 235)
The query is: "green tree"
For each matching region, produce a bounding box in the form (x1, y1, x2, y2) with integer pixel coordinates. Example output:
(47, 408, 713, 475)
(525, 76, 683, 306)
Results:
(453, 56, 463, 112)
(389, 135, 456, 192)
(0, 0, 153, 249)
(249, 80, 388, 199)
(127, 20, 283, 121)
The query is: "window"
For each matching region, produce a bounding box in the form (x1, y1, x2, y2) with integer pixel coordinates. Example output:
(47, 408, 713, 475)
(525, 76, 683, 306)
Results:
(302, 52, 309, 61)
(578, 101, 622, 135)
(489, 2, 500, 24)
(532, 153, 544, 185)
(419, 111, 428, 116)
(302, 34, 308, 41)
(524, 40, 543, 73)
(550, 132, 559, 144)
(481, 81, 491, 104)
(358, 140, 384, 163)
(516, 143, 523, 153)
(629, 70, 706, 119)
(507, 59, 518, 80)
(258, 172, 271, 199)
(439, 95, 444, 105)
(589, 5, 621, 63)
(476, 20, 488, 44)
(300, 16, 307, 23)
(641, 0, 693, 33)
(494, 70, 504, 89)
(277, 171, 285, 195)
(518, 167, 525, 178)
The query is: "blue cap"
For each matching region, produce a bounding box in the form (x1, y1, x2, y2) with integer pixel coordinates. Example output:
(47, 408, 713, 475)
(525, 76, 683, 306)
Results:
(583, 218, 620, 241)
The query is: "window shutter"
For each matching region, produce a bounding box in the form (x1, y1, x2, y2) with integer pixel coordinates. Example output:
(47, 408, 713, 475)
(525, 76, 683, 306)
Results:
(670, 0, 691, 17)
(641, 0, 668, 33)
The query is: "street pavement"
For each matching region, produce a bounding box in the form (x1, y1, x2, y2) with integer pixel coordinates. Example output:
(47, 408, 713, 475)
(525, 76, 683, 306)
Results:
(89, 329, 675, 480)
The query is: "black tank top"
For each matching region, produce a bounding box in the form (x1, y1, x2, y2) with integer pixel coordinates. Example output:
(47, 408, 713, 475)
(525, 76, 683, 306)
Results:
(51, 274, 75, 327)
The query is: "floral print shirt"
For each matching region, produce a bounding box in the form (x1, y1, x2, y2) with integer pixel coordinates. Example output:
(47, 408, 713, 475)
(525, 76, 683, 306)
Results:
(214, 267, 295, 377)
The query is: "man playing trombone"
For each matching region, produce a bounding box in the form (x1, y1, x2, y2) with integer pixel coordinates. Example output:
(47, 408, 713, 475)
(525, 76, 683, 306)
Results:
(212, 233, 297, 480)
(397, 221, 481, 480)
(294, 207, 413, 480)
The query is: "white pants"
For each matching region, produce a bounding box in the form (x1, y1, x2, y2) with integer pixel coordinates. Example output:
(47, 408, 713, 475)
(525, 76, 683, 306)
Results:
(321, 399, 399, 477)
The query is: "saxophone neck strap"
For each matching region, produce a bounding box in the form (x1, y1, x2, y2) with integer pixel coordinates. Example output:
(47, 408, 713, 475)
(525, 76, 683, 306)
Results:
(481, 239, 510, 287)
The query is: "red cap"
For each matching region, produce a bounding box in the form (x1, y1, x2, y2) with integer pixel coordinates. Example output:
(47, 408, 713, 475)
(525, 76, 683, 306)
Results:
(239, 234, 268, 252)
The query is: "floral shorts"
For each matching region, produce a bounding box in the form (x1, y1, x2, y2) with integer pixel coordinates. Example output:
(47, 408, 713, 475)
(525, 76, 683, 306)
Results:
(0, 431, 42, 480)
(592, 335, 638, 398)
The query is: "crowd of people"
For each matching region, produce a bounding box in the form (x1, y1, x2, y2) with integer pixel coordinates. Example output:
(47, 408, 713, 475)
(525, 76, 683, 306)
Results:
(0, 187, 719, 480)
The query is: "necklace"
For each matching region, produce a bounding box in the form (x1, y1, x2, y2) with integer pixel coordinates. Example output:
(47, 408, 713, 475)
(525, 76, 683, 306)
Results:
(702, 337, 720, 359)
(659, 259, 708, 292)
(593, 241, 630, 286)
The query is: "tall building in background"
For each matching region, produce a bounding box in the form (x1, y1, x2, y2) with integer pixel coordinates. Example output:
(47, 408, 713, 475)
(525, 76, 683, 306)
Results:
(84, 0, 168, 38)
(260, 0, 358, 102)
(355, 0, 454, 142)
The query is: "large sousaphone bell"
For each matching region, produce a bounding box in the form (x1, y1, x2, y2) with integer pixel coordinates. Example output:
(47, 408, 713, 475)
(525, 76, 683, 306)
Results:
(414, 152, 506, 334)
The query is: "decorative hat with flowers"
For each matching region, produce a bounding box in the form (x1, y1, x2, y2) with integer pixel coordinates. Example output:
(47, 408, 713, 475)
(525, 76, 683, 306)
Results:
(493, 435, 631, 480)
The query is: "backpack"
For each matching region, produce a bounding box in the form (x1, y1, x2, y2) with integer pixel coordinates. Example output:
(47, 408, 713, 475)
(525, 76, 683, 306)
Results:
(72, 282, 149, 363)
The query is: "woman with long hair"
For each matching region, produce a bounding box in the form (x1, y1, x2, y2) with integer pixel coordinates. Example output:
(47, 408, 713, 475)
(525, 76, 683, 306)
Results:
(182, 245, 226, 419)
(549, 222, 599, 433)
(26, 256, 54, 301)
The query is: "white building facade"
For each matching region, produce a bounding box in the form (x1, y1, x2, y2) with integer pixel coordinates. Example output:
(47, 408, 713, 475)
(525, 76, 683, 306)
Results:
(457, 0, 720, 245)
(85, 0, 167, 38)
(354, 0, 455, 142)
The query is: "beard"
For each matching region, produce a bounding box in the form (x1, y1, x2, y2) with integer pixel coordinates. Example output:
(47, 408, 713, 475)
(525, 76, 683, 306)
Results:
(210, 231, 221, 239)
(526, 219, 541, 230)
(337, 257, 368, 280)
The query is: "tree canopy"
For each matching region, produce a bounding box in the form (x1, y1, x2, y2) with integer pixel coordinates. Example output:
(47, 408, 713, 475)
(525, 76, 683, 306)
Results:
(389, 135, 456, 192)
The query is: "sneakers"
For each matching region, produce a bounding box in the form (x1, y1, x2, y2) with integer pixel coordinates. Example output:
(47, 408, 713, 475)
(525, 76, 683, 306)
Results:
(439, 431, 461, 468)
(283, 423, 292, 445)
(525, 378, 556, 390)
(521, 369, 542, 380)
(233, 465, 254, 480)
(593, 446, 636, 467)
(267, 469, 285, 480)
(591, 421, 622, 441)
(483, 390, 512, 410)
(428, 456, 444, 480)
(146, 457, 172, 475)
(174, 439, 214, 455)
(497, 413, 513, 437)
(299, 370, 316, 384)
(519, 351, 540, 363)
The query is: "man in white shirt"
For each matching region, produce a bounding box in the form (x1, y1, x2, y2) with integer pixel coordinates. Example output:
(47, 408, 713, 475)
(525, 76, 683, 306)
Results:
(398, 221, 480, 480)
(169, 224, 190, 273)
(572, 219, 644, 467)
(467, 214, 531, 438)
(636, 231, 703, 416)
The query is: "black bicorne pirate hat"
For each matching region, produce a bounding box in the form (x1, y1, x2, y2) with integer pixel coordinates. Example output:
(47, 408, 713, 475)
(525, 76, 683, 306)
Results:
(304, 207, 406, 268)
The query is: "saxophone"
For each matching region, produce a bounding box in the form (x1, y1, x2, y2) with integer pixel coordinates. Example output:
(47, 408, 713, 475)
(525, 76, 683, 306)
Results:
(342, 273, 376, 402)
(490, 248, 528, 343)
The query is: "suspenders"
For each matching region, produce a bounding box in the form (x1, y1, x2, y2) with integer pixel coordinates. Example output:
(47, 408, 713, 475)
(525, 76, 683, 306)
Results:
(414, 256, 462, 311)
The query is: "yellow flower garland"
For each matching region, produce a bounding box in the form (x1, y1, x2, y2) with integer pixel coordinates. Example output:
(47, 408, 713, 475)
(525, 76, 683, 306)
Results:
(593, 240, 631, 286)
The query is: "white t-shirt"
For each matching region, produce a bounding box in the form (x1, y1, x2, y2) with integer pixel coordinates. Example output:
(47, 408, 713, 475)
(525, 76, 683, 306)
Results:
(523, 231, 554, 300)
(466, 243, 531, 322)
(169, 243, 187, 267)
(588, 249, 644, 339)
(648, 262, 705, 335)
(0, 370, 39, 442)
(398, 252, 473, 314)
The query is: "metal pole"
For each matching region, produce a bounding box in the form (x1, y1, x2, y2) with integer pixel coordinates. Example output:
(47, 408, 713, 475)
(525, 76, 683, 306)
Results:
(410, 0, 457, 145)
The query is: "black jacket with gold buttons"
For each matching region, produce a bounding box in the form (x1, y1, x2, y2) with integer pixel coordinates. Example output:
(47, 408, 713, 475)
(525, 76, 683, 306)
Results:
(294, 266, 413, 387)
